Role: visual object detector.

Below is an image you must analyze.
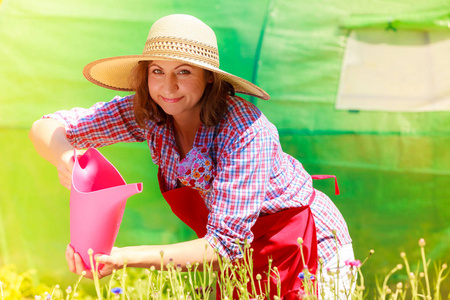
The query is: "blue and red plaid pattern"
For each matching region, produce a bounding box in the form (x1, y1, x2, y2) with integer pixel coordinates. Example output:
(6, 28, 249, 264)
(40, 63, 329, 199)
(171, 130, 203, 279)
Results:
(44, 95, 351, 264)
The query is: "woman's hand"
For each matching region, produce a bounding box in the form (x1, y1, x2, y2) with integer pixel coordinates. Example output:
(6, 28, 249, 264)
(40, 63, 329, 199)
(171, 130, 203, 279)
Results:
(65, 244, 125, 280)
(29, 118, 83, 190)
(57, 150, 85, 190)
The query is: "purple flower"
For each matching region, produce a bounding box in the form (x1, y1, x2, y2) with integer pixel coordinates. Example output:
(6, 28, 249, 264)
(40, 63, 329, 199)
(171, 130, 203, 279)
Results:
(111, 287, 123, 295)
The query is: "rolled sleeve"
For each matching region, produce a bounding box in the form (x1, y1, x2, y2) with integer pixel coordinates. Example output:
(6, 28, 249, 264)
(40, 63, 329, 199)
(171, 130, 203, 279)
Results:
(42, 95, 146, 148)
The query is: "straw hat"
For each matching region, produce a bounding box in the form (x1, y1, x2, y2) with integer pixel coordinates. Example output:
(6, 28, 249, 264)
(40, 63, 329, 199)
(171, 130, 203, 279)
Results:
(83, 14, 269, 100)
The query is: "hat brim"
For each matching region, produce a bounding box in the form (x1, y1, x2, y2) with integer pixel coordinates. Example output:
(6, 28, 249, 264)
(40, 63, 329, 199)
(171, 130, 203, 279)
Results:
(83, 55, 270, 100)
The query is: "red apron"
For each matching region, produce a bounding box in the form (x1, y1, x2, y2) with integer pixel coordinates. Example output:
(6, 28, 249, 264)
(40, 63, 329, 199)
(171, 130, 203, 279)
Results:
(159, 171, 337, 299)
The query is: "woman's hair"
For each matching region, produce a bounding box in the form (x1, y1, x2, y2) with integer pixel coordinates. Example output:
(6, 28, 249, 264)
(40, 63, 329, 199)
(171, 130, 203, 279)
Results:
(129, 60, 234, 129)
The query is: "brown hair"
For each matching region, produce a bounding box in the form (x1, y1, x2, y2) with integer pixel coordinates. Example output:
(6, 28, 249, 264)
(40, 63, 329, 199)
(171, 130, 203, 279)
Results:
(129, 61, 234, 128)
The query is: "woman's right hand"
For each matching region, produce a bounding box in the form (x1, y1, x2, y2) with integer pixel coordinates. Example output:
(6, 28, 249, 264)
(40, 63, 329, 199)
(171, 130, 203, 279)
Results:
(29, 118, 82, 190)
(57, 149, 85, 190)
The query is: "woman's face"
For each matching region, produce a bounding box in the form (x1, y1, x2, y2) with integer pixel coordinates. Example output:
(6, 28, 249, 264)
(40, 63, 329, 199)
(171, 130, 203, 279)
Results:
(148, 60, 213, 122)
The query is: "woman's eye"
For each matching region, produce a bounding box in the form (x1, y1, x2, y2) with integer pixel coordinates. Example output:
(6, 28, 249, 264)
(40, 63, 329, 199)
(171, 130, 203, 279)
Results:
(179, 70, 191, 75)
(152, 69, 163, 74)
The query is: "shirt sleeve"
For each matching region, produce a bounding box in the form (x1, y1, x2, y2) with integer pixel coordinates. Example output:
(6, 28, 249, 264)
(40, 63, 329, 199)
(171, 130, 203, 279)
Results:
(42, 95, 146, 148)
(203, 121, 275, 260)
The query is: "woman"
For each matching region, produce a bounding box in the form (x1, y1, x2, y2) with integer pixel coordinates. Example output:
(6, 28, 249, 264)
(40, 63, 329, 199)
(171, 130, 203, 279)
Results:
(29, 14, 354, 299)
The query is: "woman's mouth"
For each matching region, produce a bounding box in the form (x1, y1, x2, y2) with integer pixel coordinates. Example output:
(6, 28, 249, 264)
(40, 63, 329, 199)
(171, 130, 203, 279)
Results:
(161, 96, 183, 103)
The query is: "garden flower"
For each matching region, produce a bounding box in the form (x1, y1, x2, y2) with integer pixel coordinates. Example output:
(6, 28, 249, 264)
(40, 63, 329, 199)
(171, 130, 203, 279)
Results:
(111, 287, 123, 295)
(345, 259, 362, 268)
(419, 238, 426, 247)
(296, 289, 306, 298)
(298, 271, 315, 280)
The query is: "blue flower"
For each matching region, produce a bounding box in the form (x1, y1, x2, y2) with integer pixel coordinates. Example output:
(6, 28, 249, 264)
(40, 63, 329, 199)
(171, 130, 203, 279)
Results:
(298, 272, 315, 280)
(111, 287, 123, 295)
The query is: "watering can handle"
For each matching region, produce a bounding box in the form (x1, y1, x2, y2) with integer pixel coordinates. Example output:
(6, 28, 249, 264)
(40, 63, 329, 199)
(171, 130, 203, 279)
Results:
(72, 149, 82, 162)
(72, 149, 88, 165)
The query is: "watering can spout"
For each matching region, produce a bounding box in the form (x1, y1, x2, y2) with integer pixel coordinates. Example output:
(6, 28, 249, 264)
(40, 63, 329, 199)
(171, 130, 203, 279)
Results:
(70, 148, 143, 269)
(121, 182, 143, 200)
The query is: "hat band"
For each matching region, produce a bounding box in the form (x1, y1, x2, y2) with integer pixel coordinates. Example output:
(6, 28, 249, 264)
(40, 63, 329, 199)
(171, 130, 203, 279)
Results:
(143, 37, 220, 68)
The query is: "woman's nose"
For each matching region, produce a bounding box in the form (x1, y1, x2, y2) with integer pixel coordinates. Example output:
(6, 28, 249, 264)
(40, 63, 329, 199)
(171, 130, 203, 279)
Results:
(163, 73, 178, 93)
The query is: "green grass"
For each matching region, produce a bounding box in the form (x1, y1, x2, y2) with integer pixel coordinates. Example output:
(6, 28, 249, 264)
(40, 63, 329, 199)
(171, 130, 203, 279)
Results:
(0, 238, 448, 300)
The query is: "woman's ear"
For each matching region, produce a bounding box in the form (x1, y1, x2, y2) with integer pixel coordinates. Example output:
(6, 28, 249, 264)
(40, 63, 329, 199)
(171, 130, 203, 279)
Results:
(206, 71, 214, 84)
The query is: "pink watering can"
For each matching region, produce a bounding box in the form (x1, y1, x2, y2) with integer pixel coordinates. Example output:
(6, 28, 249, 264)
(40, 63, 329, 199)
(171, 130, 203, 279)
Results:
(70, 148, 143, 269)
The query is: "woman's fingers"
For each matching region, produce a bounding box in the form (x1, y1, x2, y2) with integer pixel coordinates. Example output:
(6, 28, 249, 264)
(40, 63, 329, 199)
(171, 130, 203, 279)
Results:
(65, 243, 119, 280)
(57, 149, 85, 190)
(66, 244, 76, 273)
(57, 150, 75, 190)
(66, 244, 96, 279)
(58, 167, 72, 190)
(75, 252, 98, 279)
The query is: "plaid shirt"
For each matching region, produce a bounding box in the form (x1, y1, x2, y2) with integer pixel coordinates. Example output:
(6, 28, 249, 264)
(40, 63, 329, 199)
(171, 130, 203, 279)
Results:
(44, 95, 351, 264)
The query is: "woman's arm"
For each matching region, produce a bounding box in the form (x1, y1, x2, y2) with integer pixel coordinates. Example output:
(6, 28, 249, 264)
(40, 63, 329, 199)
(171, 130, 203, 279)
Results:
(29, 118, 81, 189)
(29, 97, 145, 189)
(66, 238, 218, 279)
(29, 118, 73, 166)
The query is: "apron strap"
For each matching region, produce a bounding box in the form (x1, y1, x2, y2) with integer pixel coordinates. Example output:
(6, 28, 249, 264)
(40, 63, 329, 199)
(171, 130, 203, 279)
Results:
(311, 174, 340, 195)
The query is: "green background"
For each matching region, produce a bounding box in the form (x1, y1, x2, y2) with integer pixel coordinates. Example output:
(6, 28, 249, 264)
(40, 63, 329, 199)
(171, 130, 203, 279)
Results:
(1, 0, 449, 295)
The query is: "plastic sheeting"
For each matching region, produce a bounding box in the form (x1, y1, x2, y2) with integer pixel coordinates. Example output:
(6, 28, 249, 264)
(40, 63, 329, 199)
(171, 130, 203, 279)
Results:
(1, 0, 449, 294)
(336, 29, 450, 111)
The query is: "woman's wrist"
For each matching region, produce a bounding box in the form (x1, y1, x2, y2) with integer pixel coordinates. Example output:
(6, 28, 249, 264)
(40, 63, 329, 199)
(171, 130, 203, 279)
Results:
(109, 246, 160, 269)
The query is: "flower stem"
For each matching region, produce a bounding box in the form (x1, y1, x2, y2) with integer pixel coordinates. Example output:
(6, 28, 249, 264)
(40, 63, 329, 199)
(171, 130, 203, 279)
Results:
(419, 239, 431, 299)
(88, 249, 103, 300)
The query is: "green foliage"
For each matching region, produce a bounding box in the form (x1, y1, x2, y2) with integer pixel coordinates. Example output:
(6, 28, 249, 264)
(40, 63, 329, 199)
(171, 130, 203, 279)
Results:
(0, 239, 448, 299)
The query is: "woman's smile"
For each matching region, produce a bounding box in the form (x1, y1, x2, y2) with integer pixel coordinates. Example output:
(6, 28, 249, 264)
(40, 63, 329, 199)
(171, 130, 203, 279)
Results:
(161, 96, 184, 103)
(147, 60, 213, 122)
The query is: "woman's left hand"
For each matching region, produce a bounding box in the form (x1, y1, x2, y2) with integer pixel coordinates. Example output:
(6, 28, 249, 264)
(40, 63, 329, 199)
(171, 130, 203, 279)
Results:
(65, 244, 125, 280)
